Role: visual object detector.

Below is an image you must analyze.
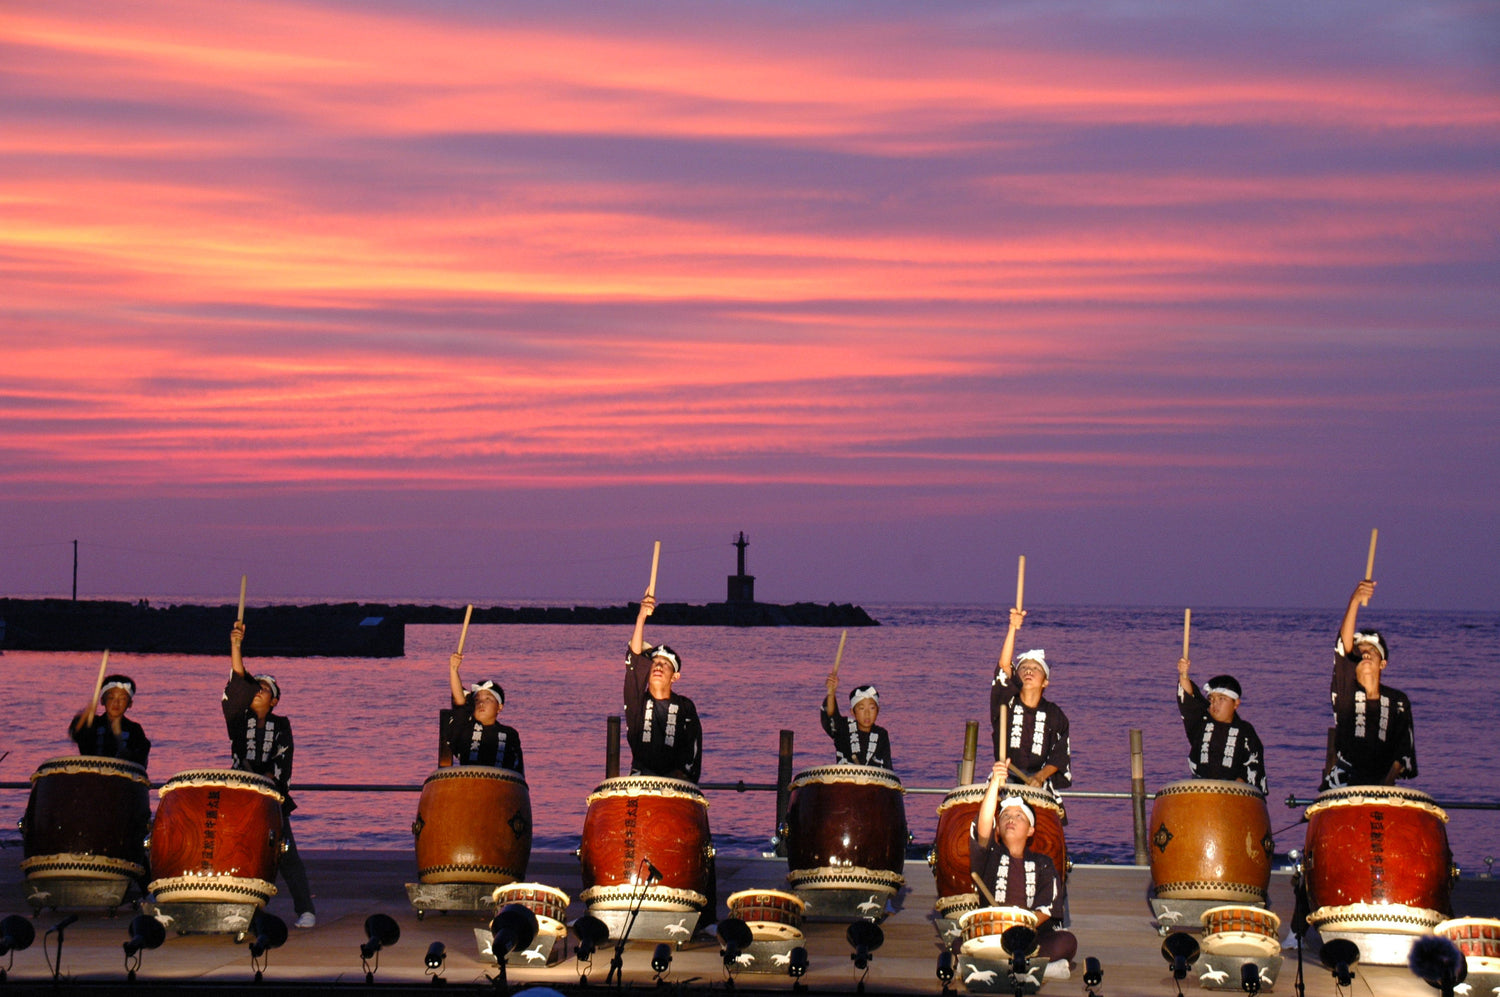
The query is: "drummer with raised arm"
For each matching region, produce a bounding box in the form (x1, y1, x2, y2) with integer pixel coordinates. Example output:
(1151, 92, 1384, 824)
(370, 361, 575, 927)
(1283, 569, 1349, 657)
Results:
(1321, 578, 1416, 789)
(971, 759, 1078, 972)
(625, 592, 702, 783)
(226, 620, 317, 928)
(70, 673, 151, 768)
(990, 607, 1071, 803)
(447, 652, 524, 773)
(1177, 659, 1266, 793)
(822, 671, 893, 770)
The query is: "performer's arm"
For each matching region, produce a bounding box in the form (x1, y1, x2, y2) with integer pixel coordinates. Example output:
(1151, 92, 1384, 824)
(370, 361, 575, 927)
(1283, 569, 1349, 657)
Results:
(974, 759, 1006, 843)
(448, 652, 466, 707)
(1338, 580, 1375, 653)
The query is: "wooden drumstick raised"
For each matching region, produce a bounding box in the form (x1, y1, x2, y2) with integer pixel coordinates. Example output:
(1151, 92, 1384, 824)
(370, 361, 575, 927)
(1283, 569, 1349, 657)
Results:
(832, 629, 847, 676)
(970, 870, 998, 907)
(84, 649, 110, 728)
(237, 574, 247, 624)
(647, 540, 660, 598)
(456, 604, 473, 655)
(1363, 529, 1378, 606)
(1015, 555, 1026, 613)
(1183, 608, 1191, 659)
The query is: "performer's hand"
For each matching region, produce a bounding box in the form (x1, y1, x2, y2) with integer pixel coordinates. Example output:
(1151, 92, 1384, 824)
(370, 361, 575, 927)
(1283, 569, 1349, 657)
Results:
(230, 621, 245, 650)
(1352, 579, 1375, 604)
(638, 593, 657, 619)
(1027, 773, 1045, 789)
(989, 759, 1008, 781)
(1008, 607, 1026, 630)
(449, 651, 463, 671)
(1177, 656, 1190, 681)
(825, 670, 838, 695)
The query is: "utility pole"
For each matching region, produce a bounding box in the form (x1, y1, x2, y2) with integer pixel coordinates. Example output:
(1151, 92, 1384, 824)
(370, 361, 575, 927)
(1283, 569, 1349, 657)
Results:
(72, 539, 78, 601)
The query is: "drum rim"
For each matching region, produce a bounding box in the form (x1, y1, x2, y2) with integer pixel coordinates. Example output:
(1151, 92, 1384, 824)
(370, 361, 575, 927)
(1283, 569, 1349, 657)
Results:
(1305, 785, 1447, 821)
(159, 769, 283, 800)
(936, 782, 1063, 814)
(1153, 777, 1267, 799)
(1201, 904, 1282, 933)
(726, 888, 804, 909)
(31, 756, 150, 784)
(425, 765, 527, 785)
(957, 905, 1040, 932)
(1437, 917, 1500, 935)
(586, 775, 706, 803)
(788, 764, 903, 790)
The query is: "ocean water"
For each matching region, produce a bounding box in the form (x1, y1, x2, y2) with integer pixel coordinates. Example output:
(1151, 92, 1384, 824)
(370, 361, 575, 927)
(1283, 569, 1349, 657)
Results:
(2, 603, 1497, 875)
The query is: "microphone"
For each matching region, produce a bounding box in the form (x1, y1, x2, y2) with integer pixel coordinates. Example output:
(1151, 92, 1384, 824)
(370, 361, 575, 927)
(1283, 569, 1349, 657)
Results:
(47, 914, 78, 935)
(644, 859, 664, 883)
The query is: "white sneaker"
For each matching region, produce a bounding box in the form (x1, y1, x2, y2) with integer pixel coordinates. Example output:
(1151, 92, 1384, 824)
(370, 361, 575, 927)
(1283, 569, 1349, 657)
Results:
(294, 912, 316, 929)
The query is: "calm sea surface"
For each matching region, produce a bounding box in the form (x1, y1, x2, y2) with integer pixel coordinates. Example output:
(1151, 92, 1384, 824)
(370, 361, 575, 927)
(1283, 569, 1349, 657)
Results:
(3, 603, 1497, 874)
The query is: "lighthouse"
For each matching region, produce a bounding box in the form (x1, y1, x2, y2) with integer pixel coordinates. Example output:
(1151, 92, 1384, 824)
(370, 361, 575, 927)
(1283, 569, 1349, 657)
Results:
(726, 531, 755, 604)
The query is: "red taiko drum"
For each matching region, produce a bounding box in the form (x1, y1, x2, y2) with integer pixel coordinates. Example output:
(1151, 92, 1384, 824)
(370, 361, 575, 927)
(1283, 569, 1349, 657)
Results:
(1304, 785, 1452, 931)
(1149, 778, 1273, 904)
(930, 782, 1067, 902)
(413, 765, 532, 885)
(20, 756, 151, 883)
(1436, 918, 1500, 975)
(578, 776, 712, 913)
(1200, 904, 1281, 956)
(784, 765, 907, 895)
(148, 769, 284, 906)
(957, 906, 1039, 958)
(492, 883, 570, 931)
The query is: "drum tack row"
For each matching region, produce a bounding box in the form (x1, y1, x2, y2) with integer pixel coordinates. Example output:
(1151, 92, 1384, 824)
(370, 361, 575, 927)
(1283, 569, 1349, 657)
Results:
(18, 759, 1494, 988)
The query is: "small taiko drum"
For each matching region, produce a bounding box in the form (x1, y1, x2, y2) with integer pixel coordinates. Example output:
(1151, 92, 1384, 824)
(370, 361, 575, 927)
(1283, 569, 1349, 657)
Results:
(20, 756, 151, 883)
(148, 769, 284, 906)
(1436, 918, 1500, 976)
(727, 889, 805, 940)
(1200, 905, 1282, 957)
(957, 906, 1039, 958)
(784, 765, 907, 895)
(929, 782, 1067, 901)
(413, 766, 532, 885)
(492, 883, 570, 934)
(578, 776, 713, 913)
(1303, 785, 1452, 932)
(1149, 778, 1273, 904)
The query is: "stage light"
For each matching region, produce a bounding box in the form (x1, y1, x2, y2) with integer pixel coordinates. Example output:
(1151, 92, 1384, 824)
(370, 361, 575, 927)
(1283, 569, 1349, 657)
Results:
(847, 919, 883, 991)
(1410, 934, 1467, 996)
(425, 941, 447, 982)
(1161, 931, 1200, 982)
(0, 914, 32, 982)
(122, 914, 166, 981)
(789, 946, 809, 992)
(1001, 924, 1036, 976)
(1319, 938, 1359, 988)
(718, 917, 752, 973)
(652, 942, 673, 978)
(360, 913, 401, 982)
(1084, 956, 1104, 987)
(489, 905, 539, 988)
(936, 949, 955, 992)
(571, 915, 609, 967)
(245, 911, 286, 982)
(1241, 961, 1260, 995)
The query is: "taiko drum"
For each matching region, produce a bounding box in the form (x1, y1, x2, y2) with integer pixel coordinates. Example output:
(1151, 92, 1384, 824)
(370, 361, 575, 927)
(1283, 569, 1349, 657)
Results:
(413, 765, 532, 885)
(147, 769, 284, 906)
(930, 782, 1067, 901)
(20, 756, 151, 883)
(1200, 905, 1282, 957)
(1149, 778, 1273, 904)
(1436, 918, 1500, 974)
(578, 776, 712, 903)
(957, 906, 1039, 957)
(784, 765, 907, 891)
(1303, 785, 1452, 923)
(727, 889, 805, 939)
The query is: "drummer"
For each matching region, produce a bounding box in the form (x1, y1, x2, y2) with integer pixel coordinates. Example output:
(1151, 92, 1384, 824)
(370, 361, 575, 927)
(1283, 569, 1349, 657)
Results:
(821, 672, 893, 769)
(970, 759, 1078, 974)
(1176, 658, 1266, 792)
(1321, 578, 1417, 789)
(447, 651, 524, 773)
(625, 592, 702, 783)
(990, 606, 1071, 803)
(226, 621, 317, 929)
(69, 673, 151, 768)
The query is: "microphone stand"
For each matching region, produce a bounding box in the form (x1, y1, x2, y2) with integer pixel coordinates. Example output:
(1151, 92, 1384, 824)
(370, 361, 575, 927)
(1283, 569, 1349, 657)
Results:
(46, 915, 78, 985)
(606, 859, 659, 987)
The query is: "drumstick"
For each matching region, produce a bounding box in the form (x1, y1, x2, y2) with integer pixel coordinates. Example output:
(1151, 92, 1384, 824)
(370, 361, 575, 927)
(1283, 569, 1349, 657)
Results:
(832, 630, 847, 676)
(970, 871, 998, 908)
(236, 574, 247, 623)
(647, 540, 660, 597)
(1015, 555, 1026, 613)
(1183, 608, 1191, 659)
(456, 604, 473, 655)
(1362, 529, 1378, 606)
(84, 649, 110, 728)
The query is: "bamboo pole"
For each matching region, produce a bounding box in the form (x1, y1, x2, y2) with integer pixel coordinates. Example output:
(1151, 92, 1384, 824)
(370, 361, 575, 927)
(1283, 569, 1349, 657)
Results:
(958, 721, 979, 785)
(1131, 730, 1148, 865)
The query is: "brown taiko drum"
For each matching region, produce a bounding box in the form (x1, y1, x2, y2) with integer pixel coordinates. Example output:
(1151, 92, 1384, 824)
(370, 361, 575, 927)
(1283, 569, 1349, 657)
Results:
(957, 906, 1039, 958)
(413, 766, 532, 885)
(20, 756, 151, 883)
(726, 889, 805, 940)
(147, 769, 284, 906)
(929, 782, 1067, 902)
(1303, 785, 1452, 933)
(1200, 905, 1282, 957)
(578, 775, 713, 913)
(1149, 778, 1273, 904)
(784, 764, 907, 896)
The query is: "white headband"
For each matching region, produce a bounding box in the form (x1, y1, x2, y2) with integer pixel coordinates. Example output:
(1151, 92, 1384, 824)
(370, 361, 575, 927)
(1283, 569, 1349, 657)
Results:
(1015, 649, 1049, 678)
(849, 685, 879, 709)
(1203, 682, 1240, 702)
(999, 795, 1035, 827)
(100, 680, 135, 700)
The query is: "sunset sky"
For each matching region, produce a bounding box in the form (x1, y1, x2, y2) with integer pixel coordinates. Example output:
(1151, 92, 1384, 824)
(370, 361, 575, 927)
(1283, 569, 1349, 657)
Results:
(3, 2, 1497, 610)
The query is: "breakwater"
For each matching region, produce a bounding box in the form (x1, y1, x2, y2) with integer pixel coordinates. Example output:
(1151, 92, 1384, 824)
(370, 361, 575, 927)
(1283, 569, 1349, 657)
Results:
(0, 598, 877, 657)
